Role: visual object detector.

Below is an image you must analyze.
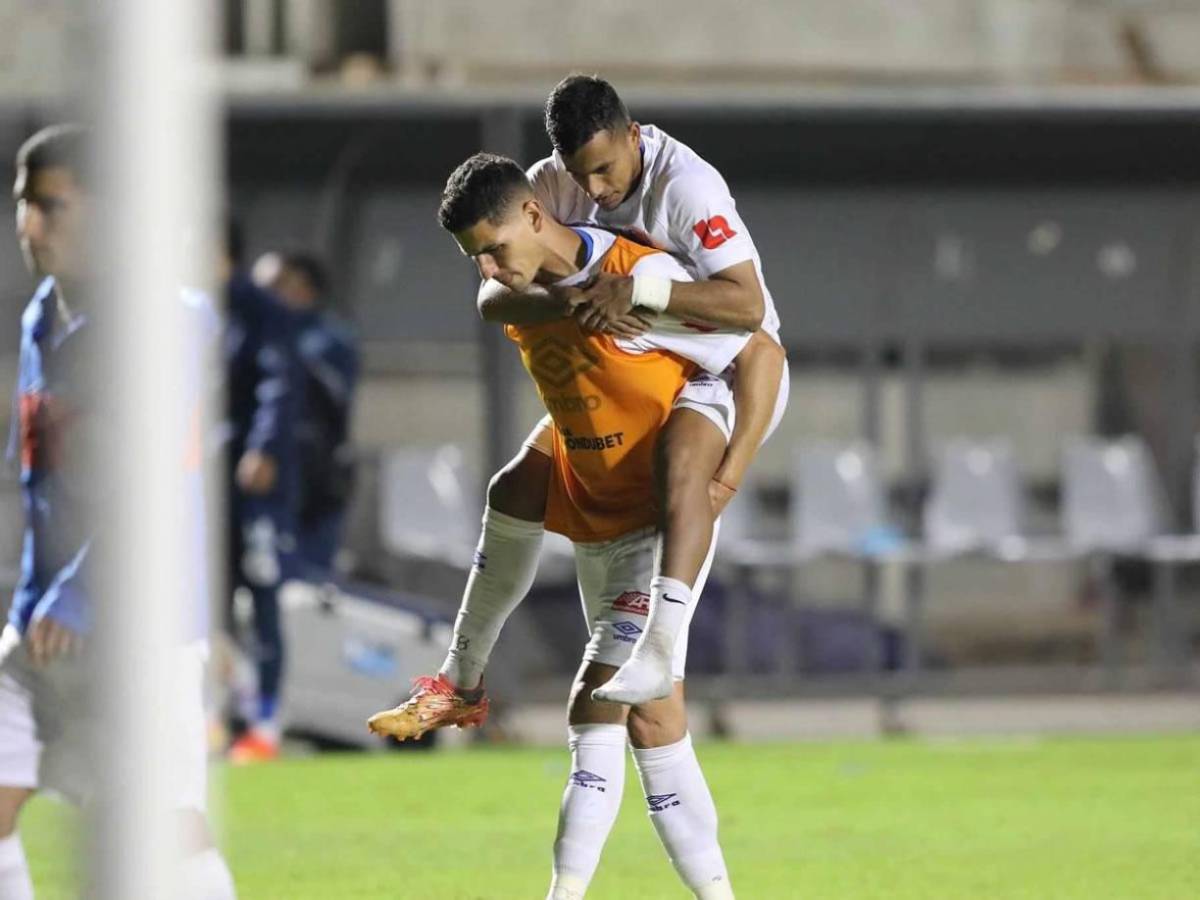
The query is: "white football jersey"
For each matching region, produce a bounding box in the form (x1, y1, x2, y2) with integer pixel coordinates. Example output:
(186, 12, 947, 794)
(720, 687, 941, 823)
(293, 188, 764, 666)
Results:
(555, 226, 751, 376)
(528, 124, 781, 339)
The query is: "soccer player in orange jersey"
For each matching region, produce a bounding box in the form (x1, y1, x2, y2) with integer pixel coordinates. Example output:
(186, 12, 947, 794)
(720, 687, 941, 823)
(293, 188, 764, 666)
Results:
(371, 154, 781, 899)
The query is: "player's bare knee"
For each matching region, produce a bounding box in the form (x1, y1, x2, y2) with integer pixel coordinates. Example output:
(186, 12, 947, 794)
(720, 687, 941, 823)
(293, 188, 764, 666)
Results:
(568, 664, 628, 727)
(626, 702, 687, 749)
(0, 787, 32, 838)
(486, 450, 550, 522)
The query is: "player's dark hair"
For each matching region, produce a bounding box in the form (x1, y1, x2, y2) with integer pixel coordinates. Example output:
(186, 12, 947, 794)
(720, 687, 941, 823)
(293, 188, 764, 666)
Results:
(16, 123, 89, 184)
(438, 153, 532, 233)
(280, 250, 329, 297)
(544, 75, 630, 156)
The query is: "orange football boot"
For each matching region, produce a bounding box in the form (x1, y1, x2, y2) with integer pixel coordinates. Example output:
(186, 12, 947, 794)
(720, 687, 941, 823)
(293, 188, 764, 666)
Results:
(367, 674, 489, 742)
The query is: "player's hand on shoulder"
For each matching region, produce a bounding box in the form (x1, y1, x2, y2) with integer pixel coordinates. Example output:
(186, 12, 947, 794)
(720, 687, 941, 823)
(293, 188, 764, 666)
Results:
(575, 272, 634, 333)
(27, 616, 83, 667)
(555, 284, 588, 315)
(604, 312, 656, 339)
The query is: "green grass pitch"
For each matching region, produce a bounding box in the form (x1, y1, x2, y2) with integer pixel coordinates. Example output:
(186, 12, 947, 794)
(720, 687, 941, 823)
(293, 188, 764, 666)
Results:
(21, 734, 1200, 898)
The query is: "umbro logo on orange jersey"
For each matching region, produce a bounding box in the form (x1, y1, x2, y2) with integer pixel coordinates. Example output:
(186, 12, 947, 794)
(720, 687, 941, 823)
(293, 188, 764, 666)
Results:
(693, 216, 737, 250)
(530, 336, 597, 388)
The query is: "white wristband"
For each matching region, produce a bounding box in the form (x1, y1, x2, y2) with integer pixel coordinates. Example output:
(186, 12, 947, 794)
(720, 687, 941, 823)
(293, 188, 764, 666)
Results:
(631, 275, 672, 312)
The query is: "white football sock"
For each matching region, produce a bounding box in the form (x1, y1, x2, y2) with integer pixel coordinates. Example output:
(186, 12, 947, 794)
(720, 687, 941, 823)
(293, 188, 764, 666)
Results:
(0, 833, 34, 900)
(548, 724, 627, 896)
(180, 847, 237, 900)
(441, 508, 544, 689)
(546, 872, 588, 900)
(592, 576, 691, 705)
(632, 733, 733, 899)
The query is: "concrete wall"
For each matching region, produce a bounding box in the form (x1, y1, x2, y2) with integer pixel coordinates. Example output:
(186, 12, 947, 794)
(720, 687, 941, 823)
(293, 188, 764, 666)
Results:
(388, 0, 1200, 86)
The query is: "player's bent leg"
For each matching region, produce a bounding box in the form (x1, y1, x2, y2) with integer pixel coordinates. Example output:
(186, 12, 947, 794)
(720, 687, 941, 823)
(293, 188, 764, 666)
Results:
(627, 688, 734, 900)
(438, 420, 553, 691)
(0, 787, 34, 900)
(486, 419, 553, 523)
(655, 408, 728, 586)
(593, 410, 726, 707)
(370, 423, 554, 739)
(547, 663, 629, 900)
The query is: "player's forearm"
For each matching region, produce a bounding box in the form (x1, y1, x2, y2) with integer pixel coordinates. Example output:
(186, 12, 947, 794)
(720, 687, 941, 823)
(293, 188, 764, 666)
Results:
(715, 331, 785, 489)
(477, 279, 572, 324)
(663, 273, 764, 332)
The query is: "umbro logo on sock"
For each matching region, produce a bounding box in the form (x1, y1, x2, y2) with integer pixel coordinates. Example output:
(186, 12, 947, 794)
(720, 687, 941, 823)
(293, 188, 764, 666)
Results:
(663, 594, 687, 605)
(646, 792, 681, 812)
(571, 770, 608, 792)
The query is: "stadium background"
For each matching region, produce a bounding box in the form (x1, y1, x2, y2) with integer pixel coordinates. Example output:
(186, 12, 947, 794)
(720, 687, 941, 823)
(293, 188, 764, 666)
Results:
(1, 2, 1199, 897)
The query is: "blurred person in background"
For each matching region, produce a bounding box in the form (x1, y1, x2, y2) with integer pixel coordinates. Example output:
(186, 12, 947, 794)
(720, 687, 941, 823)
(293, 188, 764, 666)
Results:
(251, 250, 358, 575)
(221, 223, 299, 764)
(0, 125, 236, 899)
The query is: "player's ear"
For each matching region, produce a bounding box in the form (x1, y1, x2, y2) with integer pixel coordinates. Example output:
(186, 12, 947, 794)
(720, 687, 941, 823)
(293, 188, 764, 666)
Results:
(525, 197, 543, 232)
(628, 121, 640, 148)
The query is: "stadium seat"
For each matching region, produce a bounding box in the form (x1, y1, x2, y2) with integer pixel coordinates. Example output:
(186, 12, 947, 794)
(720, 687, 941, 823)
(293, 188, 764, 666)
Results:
(1105, 435, 1200, 675)
(1061, 435, 1167, 554)
(907, 438, 1025, 676)
(794, 442, 903, 560)
(379, 444, 482, 569)
(923, 438, 1024, 559)
(1058, 434, 1200, 678)
(907, 437, 1081, 675)
(377, 443, 574, 580)
(718, 441, 917, 677)
(722, 441, 913, 567)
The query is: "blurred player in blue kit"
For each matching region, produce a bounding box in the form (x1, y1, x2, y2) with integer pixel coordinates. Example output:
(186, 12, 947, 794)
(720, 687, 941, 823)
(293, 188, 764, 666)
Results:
(0, 125, 236, 899)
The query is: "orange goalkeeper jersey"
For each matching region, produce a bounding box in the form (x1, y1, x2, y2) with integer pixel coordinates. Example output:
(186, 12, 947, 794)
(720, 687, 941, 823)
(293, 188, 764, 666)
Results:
(506, 227, 747, 543)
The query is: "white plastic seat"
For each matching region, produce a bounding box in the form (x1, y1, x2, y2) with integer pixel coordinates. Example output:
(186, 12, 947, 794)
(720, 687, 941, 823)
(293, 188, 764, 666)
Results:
(793, 441, 907, 561)
(1061, 435, 1167, 553)
(379, 444, 480, 568)
(924, 438, 1023, 558)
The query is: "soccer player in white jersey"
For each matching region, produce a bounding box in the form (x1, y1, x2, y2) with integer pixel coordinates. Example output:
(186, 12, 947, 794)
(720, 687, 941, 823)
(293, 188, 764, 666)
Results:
(511, 76, 791, 706)
(531, 76, 789, 705)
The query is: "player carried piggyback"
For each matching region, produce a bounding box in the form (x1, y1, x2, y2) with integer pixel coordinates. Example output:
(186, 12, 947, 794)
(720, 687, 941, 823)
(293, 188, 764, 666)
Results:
(369, 153, 784, 899)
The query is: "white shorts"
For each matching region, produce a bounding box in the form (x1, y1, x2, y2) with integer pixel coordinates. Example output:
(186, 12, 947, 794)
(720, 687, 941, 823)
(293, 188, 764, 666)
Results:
(0, 624, 210, 812)
(674, 358, 791, 443)
(574, 522, 719, 680)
